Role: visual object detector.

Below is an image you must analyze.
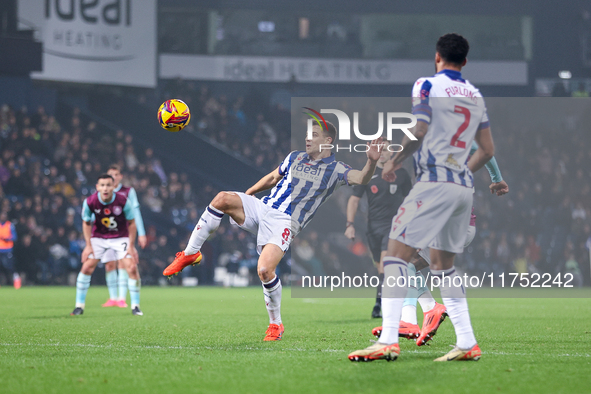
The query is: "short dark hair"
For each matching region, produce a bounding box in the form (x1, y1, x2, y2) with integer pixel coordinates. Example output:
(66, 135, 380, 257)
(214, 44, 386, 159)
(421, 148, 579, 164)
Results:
(97, 174, 114, 183)
(436, 33, 469, 65)
(322, 120, 337, 144)
(108, 164, 121, 172)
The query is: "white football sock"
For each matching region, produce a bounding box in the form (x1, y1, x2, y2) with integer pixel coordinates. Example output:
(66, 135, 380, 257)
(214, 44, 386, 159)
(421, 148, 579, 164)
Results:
(262, 276, 282, 325)
(418, 290, 437, 313)
(432, 267, 477, 349)
(378, 257, 408, 345)
(185, 205, 224, 255)
(400, 305, 417, 325)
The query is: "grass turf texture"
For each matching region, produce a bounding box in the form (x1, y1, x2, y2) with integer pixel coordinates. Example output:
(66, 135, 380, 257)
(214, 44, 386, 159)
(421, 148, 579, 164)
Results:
(0, 287, 589, 394)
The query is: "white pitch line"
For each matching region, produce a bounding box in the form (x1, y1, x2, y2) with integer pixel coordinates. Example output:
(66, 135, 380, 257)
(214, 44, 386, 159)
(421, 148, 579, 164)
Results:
(0, 343, 589, 358)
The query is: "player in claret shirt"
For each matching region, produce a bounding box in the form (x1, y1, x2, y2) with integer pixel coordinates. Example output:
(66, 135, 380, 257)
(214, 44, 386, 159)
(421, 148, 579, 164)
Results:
(100, 164, 147, 309)
(71, 174, 142, 316)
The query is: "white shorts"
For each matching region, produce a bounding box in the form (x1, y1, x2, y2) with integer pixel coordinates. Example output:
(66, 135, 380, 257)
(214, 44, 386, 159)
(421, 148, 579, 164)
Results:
(418, 224, 476, 264)
(89, 237, 131, 261)
(99, 248, 132, 264)
(229, 192, 295, 254)
(389, 182, 473, 253)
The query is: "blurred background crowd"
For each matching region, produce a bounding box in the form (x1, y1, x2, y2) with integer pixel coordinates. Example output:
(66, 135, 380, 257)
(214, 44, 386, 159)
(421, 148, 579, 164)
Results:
(1, 86, 589, 288)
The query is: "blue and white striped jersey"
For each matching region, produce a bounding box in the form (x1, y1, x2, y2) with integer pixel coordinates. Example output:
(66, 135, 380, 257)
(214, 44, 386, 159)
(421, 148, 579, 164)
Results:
(411, 69, 490, 188)
(262, 151, 352, 230)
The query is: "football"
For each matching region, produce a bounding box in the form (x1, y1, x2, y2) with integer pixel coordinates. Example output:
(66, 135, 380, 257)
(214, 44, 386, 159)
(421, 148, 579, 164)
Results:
(158, 99, 191, 132)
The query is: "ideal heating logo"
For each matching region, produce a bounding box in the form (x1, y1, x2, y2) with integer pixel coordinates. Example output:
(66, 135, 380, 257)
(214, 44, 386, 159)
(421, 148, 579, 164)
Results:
(304, 107, 417, 152)
(45, 0, 132, 25)
(44, 0, 134, 61)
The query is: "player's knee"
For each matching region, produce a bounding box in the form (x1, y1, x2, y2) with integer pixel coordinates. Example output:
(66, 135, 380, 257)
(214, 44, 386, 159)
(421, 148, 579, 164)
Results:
(211, 192, 235, 212)
(257, 266, 274, 282)
(81, 266, 94, 275)
(128, 268, 139, 279)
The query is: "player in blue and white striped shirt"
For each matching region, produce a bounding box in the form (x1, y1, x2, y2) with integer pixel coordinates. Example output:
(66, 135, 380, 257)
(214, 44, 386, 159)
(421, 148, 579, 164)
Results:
(163, 121, 383, 341)
(349, 33, 505, 363)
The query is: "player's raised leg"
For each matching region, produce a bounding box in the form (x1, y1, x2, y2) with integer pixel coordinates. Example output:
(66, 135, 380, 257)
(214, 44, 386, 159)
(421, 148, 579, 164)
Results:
(72, 257, 101, 315)
(102, 260, 119, 307)
(257, 244, 285, 341)
(163, 192, 245, 277)
(121, 256, 142, 315)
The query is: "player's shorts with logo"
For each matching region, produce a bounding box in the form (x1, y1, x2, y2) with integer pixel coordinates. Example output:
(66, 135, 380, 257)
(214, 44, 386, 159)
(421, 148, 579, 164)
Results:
(366, 220, 392, 262)
(229, 192, 296, 254)
(89, 237, 131, 261)
(389, 182, 473, 254)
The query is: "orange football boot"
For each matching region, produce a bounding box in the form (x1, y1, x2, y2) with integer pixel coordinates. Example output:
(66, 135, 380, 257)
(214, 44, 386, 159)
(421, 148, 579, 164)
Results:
(264, 323, 284, 341)
(371, 321, 420, 340)
(163, 251, 202, 277)
(417, 302, 448, 346)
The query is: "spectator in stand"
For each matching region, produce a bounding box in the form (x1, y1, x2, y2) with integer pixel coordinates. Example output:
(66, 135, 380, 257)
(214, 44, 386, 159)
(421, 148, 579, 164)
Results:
(0, 211, 19, 288)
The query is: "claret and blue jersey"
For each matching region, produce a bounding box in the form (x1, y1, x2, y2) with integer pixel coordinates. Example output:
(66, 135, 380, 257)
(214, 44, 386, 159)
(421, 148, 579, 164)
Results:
(82, 192, 135, 239)
(411, 69, 490, 188)
(262, 150, 351, 230)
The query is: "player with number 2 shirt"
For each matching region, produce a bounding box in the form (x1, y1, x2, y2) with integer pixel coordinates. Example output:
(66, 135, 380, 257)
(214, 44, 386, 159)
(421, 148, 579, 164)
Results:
(349, 33, 507, 363)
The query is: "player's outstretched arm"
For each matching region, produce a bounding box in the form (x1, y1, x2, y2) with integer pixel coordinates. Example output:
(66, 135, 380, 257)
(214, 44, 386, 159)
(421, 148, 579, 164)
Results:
(468, 127, 494, 173)
(347, 138, 382, 185)
(245, 167, 283, 196)
(345, 195, 360, 240)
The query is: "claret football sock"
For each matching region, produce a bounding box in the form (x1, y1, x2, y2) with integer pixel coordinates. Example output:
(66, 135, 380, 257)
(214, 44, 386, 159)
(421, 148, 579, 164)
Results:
(185, 205, 224, 255)
(262, 276, 282, 325)
(75, 272, 92, 308)
(105, 270, 118, 300)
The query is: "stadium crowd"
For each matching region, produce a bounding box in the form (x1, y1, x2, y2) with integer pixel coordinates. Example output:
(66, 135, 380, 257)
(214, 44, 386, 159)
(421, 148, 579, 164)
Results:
(0, 90, 590, 287)
(0, 102, 265, 286)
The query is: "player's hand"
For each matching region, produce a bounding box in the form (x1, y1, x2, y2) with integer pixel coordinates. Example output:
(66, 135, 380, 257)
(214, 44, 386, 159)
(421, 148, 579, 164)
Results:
(129, 246, 139, 264)
(138, 235, 147, 249)
(382, 159, 401, 182)
(81, 245, 93, 263)
(490, 180, 509, 196)
(344, 225, 355, 240)
(366, 137, 384, 162)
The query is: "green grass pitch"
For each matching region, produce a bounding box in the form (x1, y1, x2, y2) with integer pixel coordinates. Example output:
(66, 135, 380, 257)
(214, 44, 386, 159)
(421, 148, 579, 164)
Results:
(0, 286, 589, 394)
